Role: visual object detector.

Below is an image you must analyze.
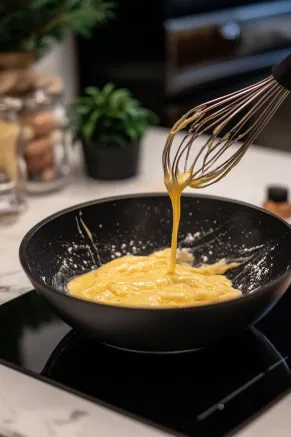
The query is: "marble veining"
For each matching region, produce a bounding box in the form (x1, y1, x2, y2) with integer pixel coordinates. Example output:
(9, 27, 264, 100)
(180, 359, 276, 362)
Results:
(0, 409, 90, 437)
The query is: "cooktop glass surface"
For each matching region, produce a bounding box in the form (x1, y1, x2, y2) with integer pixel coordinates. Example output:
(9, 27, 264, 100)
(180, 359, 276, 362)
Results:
(0, 289, 291, 437)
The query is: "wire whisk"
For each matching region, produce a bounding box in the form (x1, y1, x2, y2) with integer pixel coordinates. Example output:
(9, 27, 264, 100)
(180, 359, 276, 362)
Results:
(163, 54, 291, 188)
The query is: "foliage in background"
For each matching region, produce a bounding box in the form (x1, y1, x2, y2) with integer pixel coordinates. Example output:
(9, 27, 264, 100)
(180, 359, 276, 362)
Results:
(0, 0, 114, 56)
(69, 83, 158, 148)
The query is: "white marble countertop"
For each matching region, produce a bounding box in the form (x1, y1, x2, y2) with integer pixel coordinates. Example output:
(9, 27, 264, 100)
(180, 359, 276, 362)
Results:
(1, 126, 291, 436)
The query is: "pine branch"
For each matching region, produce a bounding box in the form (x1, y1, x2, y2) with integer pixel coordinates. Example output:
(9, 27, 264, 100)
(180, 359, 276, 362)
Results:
(0, 0, 114, 55)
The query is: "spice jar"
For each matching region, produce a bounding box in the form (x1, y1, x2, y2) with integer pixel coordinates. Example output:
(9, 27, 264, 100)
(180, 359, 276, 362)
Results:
(263, 185, 291, 223)
(21, 88, 70, 193)
(0, 97, 27, 219)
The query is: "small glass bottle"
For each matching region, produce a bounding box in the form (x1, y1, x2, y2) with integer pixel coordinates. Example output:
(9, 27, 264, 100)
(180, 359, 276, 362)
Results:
(21, 88, 70, 193)
(263, 186, 291, 222)
(0, 97, 27, 221)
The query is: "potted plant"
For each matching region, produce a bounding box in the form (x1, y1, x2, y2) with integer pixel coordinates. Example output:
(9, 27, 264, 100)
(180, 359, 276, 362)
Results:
(0, 0, 113, 95)
(69, 83, 158, 180)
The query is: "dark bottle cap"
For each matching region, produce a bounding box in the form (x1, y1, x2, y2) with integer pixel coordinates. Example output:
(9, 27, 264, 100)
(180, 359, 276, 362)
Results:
(267, 186, 289, 203)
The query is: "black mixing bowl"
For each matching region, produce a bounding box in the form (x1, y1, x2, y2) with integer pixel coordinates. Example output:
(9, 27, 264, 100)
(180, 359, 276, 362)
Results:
(19, 193, 291, 352)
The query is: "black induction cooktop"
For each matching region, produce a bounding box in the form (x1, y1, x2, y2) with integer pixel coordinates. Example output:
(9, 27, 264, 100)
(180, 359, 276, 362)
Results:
(0, 289, 291, 437)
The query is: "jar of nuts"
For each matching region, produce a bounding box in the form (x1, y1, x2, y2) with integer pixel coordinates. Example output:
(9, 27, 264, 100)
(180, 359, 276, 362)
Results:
(21, 88, 70, 193)
(0, 97, 27, 219)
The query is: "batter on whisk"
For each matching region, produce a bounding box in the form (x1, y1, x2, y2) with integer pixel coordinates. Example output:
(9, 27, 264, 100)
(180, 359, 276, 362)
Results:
(162, 69, 290, 273)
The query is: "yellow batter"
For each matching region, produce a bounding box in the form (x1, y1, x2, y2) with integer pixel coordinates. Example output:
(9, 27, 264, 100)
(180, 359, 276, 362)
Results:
(68, 248, 241, 307)
(68, 171, 241, 308)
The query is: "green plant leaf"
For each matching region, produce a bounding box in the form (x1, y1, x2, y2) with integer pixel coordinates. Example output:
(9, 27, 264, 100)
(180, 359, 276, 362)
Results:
(85, 86, 100, 97)
(69, 83, 159, 148)
(101, 82, 115, 99)
(0, 0, 114, 55)
(126, 127, 139, 141)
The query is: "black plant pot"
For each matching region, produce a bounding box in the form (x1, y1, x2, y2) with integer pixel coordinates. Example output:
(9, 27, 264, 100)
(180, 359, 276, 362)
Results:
(82, 141, 141, 180)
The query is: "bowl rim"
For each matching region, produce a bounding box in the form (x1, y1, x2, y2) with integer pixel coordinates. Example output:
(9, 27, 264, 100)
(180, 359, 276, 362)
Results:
(19, 192, 291, 313)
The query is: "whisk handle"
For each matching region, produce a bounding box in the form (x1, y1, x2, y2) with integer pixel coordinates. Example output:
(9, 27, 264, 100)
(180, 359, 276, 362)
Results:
(272, 53, 291, 91)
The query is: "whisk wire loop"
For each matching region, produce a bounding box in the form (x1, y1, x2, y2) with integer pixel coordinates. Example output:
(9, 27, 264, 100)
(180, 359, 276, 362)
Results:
(163, 75, 290, 188)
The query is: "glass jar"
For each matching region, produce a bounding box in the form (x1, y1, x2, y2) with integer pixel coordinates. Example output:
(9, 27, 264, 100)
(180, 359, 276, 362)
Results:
(21, 88, 70, 193)
(0, 97, 27, 220)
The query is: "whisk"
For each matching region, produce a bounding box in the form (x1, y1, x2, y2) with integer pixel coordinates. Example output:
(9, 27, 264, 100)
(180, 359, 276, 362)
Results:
(163, 53, 291, 188)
